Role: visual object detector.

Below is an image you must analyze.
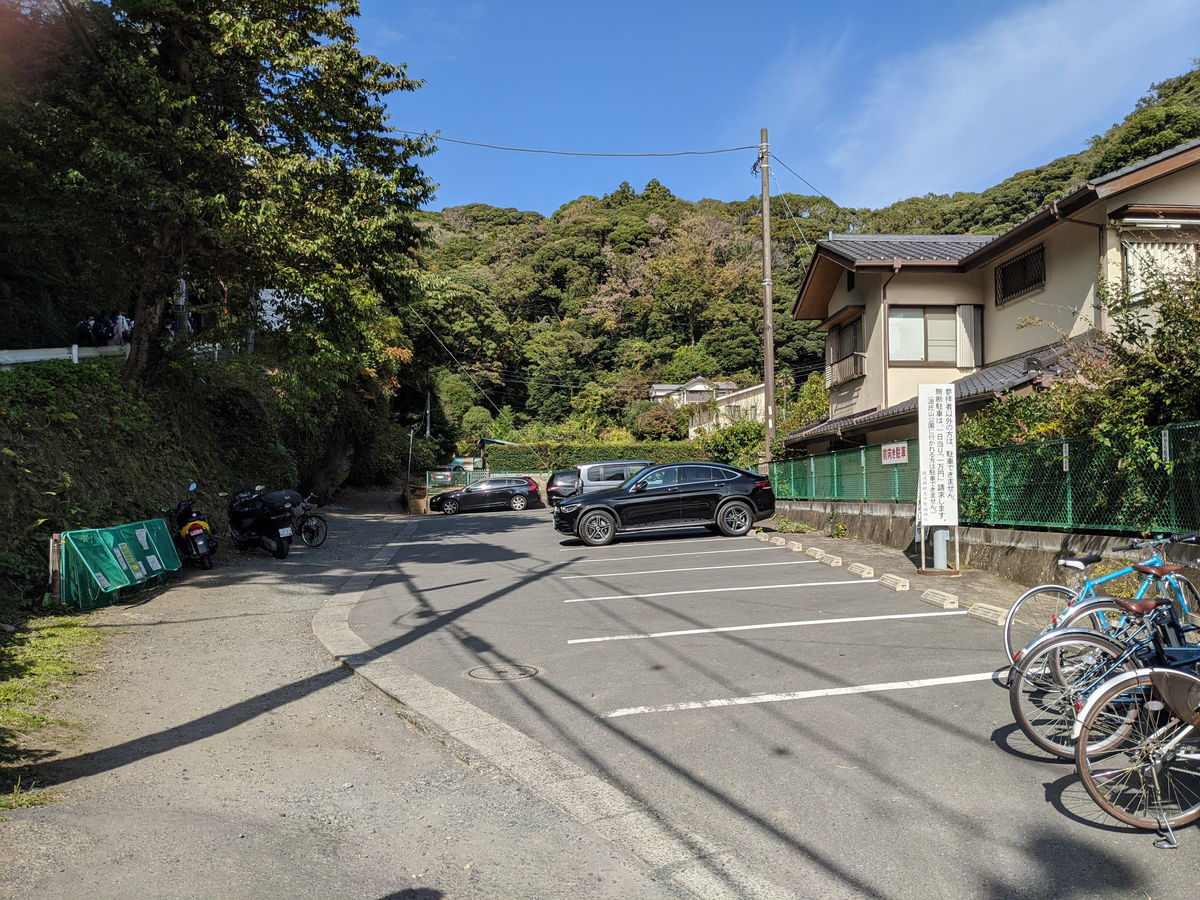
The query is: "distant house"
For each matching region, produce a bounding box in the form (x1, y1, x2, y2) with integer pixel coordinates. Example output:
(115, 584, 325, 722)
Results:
(648, 376, 738, 406)
(786, 138, 1200, 454)
(688, 382, 766, 438)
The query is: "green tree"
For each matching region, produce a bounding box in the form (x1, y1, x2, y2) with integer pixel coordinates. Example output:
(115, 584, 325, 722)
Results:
(634, 402, 687, 440)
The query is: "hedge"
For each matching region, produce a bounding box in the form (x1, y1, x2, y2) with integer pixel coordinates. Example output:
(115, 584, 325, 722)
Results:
(484, 441, 712, 472)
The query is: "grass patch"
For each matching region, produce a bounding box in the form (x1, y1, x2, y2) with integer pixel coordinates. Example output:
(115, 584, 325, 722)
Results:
(0, 612, 103, 811)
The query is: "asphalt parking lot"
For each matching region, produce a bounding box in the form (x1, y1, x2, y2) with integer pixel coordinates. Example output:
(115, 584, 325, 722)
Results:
(347, 509, 1194, 899)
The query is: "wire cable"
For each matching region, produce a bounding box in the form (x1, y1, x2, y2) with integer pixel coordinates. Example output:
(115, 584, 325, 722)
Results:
(407, 308, 503, 415)
(769, 170, 814, 255)
(769, 153, 871, 233)
(391, 129, 757, 158)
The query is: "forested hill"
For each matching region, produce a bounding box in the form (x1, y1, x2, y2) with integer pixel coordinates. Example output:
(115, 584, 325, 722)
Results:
(419, 65, 1200, 444)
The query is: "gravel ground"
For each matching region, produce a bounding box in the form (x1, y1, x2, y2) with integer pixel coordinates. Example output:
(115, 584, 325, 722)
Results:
(0, 495, 677, 899)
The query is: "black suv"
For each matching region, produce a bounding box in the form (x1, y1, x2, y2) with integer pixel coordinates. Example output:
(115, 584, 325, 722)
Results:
(546, 469, 579, 506)
(553, 462, 775, 546)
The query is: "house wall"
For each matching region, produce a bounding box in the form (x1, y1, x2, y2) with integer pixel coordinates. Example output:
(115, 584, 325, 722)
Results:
(827, 271, 882, 419)
(982, 221, 1100, 361)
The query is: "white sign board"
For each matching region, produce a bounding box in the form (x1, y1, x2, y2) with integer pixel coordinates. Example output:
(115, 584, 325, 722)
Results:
(918, 384, 958, 527)
(881, 441, 908, 465)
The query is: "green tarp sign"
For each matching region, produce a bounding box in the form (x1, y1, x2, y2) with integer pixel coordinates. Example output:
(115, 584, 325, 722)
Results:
(60, 518, 183, 609)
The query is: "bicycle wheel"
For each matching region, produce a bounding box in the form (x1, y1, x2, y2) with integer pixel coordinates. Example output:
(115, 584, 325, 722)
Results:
(299, 514, 328, 548)
(1004, 584, 1078, 662)
(1076, 670, 1200, 829)
(1009, 630, 1134, 759)
(1166, 575, 1200, 644)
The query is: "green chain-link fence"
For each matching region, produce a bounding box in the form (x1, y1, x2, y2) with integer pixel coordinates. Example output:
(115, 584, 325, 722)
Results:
(770, 421, 1200, 533)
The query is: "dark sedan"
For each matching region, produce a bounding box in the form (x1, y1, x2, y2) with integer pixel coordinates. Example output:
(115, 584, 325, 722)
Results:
(429, 477, 537, 515)
(546, 469, 579, 506)
(553, 462, 774, 546)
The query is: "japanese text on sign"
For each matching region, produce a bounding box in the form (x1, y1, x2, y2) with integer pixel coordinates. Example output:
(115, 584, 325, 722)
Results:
(881, 441, 908, 465)
(918, 384, 958, 527)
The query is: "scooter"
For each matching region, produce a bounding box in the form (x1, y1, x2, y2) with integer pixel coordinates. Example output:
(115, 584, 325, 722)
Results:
(227, 486, 298, 559)
(165, 482, 217, 569)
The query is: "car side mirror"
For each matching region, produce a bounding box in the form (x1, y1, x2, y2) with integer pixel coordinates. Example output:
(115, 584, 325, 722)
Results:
(631, 482, 646, 493)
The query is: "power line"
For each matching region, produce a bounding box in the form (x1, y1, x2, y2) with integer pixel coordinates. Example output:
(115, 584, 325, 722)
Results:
(408, 309, 503, 415)
(391, 129, 757, 158)
(768, 153, 871, 233)
(769, 169, 814, 255)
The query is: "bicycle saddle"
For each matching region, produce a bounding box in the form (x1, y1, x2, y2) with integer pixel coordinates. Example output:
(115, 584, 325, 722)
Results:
(1111, 596, 1172, 615)
(1132, 563, 1183, 577)
(1056, 554, 1103, 570)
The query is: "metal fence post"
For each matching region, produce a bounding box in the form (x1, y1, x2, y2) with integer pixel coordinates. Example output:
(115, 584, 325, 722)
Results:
(988, 453, 996, 523)
(1063, 441, 1072, 530)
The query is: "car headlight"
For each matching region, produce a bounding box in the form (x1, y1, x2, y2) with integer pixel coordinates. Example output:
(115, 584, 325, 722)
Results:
(558, 503, 581, 514)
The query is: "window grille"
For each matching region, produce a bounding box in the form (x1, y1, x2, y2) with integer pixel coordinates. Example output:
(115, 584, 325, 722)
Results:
(995, 245, 1045, 306)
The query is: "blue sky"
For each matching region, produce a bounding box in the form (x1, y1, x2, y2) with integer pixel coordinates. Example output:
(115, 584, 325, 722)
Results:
(356, 0, 1200, 217)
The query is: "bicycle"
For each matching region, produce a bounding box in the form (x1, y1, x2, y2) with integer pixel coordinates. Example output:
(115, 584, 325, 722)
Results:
(1009, 594, 1200, 760)
(1074, 665, 1200, 847)
(1003, 535, 1200, 662)
(292, 494, 328, 548)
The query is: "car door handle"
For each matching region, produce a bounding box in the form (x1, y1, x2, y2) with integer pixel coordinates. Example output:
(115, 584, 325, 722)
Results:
(666, 487, 679, 493)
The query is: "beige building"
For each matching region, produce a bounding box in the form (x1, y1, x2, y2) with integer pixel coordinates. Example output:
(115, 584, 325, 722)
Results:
(687, 382, 766, 438)
(786, 138, 1200, 454)
(649, 376, 738, 406)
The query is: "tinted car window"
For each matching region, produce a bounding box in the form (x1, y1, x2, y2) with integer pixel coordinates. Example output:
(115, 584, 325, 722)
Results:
(681, 465, 723, 484)
(549, 471, 574, 486)
(638, 466, 680, 489)
(599, 465, 628, 482)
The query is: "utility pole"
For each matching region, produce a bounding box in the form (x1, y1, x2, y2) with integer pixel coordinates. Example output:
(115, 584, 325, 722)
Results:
(759, 128, 777, 461)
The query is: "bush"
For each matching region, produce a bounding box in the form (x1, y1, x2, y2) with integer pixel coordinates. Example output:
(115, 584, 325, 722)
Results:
(484, 441, 711, 472)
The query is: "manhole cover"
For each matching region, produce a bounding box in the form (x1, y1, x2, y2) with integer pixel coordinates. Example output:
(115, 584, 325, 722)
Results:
(467, 665, 539, 682)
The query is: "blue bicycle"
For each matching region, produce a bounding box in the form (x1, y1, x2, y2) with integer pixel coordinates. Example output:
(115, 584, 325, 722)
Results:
(1002, 535, 1200, 662)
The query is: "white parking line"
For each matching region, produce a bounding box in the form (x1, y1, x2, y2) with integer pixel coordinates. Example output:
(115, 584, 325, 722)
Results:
(564, 579, 880, 603)
(567, 609, 969, 643)
(601, 670, 1003, 718)
(558, 535, 751, 551)
(570, 547, 777, 564)
(563, 560, 818, 580)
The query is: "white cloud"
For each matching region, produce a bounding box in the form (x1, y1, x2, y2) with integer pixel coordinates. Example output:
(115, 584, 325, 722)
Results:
(829, 0, 1200, 208)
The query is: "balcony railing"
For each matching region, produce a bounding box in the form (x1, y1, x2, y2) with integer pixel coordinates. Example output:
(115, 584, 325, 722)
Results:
(830, 351, 865, 387)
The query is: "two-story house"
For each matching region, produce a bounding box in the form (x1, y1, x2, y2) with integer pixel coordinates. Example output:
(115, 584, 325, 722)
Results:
(687, 382, 766, 438)
(649, 376, 738, 406)
(785, 138, 1200, 454)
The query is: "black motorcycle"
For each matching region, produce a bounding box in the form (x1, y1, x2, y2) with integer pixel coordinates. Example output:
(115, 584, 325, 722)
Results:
(164, 482, 217, 569)
(227, 486, 301, 559)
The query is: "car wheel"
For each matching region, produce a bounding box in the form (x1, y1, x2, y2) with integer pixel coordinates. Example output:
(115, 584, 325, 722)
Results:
(442, 499, 459, 515)
(578, 510, 616, 547)
(509, 494, 528, 511)
(716, 500, 753, 536)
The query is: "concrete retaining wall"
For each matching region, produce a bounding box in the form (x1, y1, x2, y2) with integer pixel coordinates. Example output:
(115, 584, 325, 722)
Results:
(775, 499, 1200, 588)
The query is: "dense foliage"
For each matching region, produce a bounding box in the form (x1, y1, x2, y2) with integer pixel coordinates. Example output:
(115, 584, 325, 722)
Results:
(483, 441, 712, 472)
(417, 66, 1200, 449)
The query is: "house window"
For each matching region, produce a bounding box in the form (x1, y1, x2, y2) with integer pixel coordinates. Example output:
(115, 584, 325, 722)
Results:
(995, 244, 1045, 306)
(888, 307, 956, 364)
(1122, 237, 1200, 298)
(825, 318, 865, 387)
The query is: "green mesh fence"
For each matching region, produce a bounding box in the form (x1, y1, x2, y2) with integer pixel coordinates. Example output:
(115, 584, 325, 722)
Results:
(60, 518, 182, 610)
(770, 422, 1200, 533)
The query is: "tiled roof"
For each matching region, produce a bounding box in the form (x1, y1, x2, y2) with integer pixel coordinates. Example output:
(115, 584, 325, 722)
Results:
(821, 233, 996, 263)
(1091, 137, 1200, 186)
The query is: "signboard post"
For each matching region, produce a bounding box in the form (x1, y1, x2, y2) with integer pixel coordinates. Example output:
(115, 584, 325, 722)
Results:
(918, 384, 959, 573)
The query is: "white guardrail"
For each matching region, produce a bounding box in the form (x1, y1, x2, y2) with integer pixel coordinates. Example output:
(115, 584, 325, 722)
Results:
(0, 344, 131, 369)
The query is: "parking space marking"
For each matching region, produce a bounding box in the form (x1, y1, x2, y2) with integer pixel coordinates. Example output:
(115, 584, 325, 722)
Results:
(601, 670, 1003, 718)
(564, 579, 881, 603)
(557, 535, 751, 551)
(562, 559, 818, 580)
(566, 609, 969, 643)
(570, 547, 777, 564)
